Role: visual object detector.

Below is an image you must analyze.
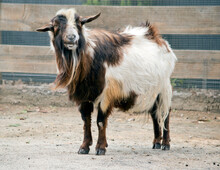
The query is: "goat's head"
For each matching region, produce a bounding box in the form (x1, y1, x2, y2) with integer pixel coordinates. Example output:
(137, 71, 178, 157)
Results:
(36, 9, 100, 89)
(36, 8, 101, 51)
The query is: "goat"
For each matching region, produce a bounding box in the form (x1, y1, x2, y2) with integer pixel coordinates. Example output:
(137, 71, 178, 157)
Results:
(37, 8, 177, 155)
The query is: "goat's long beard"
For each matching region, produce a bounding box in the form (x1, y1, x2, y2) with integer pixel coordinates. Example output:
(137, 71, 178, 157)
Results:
(66, 50, 78, 86)
(54, 50, 79, 91)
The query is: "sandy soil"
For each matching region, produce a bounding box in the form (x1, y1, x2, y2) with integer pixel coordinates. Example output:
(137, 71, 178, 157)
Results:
(0, 84, 220, 169)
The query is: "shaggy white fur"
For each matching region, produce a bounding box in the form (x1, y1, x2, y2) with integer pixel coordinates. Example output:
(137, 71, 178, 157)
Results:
(99, 26, 177, 127)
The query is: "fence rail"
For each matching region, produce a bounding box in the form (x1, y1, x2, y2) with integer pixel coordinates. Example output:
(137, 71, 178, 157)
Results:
(1, 4, 220, 34)
(1, 45, 220, 79)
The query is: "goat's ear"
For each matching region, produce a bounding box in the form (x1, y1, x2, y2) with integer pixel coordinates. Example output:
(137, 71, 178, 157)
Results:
(36, 24, 53, 32)
(81, 13, 101, 25)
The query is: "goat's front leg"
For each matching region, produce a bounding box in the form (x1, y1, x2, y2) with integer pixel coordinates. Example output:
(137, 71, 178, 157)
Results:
(78, 102, 93, 154)
(96, 103, 112, 155)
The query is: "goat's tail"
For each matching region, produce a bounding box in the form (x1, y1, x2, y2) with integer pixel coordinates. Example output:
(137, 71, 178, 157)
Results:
(155, 80, 172, 130)
(146, 21, 160, 38)
(145, 21, 170, 50)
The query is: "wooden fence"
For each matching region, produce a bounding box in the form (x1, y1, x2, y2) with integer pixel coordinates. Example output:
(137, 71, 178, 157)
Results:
(0, 3, 220, 85)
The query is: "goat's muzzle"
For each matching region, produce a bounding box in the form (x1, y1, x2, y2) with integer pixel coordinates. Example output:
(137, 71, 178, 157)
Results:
(64, 36, 78, 50)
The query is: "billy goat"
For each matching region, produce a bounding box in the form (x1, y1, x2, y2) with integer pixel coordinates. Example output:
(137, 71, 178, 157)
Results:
(37, 8, 177, 155)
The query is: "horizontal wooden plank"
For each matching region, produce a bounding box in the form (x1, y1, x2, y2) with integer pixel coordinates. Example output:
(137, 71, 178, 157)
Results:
(0, 44, 53, 57)
(1, 0, 83, 5)
(172, 50, 220, 79)
(0, 45, 220, 79)
(0, 4, 220, 34)
(174, 50, 220, 63)
(0, 45, 56, 74)
(0, 61, 56, 74)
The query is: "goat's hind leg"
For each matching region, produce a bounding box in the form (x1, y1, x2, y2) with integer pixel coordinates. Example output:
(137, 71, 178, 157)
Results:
(150, 95, 162, 149)
(78, 102, 93, 154)
(162, 108, 171, 150)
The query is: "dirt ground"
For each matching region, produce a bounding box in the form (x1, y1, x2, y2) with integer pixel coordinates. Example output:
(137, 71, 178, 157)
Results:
(0, 84, 220, 169)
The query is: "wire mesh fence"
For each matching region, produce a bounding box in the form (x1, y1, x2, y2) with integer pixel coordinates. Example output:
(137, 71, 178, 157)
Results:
(82, 0, 220, 6)
(2, 0, 220, 5)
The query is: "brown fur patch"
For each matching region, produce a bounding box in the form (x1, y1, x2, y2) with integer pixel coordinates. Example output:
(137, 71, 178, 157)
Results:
(88, 29, 133, 66)
(100, 79, 137, 113)
(68, 56, 106, 105)
(114, 91, 137, 112)
(100, 78, 124, 113)
(67, 51, 93, 97)
(146, 21, 170, 52)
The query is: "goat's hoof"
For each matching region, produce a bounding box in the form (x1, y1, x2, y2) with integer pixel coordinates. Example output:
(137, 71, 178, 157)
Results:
(152, 143, 161, 149)
(78, 148, 90, 154)
(96, 148, 106, 155)
(162, 145, 170, 150)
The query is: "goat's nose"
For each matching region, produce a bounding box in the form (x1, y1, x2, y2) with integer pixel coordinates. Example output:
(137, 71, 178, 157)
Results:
(66, 34, 76, 42)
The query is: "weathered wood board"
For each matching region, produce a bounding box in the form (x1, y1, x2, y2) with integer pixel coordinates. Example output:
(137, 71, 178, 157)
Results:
(1, 45, 219, 79)
(1, 3, 220, 34)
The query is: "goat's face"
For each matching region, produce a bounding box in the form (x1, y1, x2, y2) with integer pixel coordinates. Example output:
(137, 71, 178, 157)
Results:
(36, 8, 101, 51)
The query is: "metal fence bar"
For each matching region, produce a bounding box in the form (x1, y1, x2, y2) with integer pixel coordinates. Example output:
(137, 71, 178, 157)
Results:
(2, 31, 220, 50)
(2, 72, 220, 89)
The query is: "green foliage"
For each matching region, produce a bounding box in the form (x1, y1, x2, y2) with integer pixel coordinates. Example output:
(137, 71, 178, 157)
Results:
(171, 78, 177, 87)
(84, 0, 152, 6)
(171, 78, 184, 88)
(84, 0, 98, 5)
(141, 0, 152, 6)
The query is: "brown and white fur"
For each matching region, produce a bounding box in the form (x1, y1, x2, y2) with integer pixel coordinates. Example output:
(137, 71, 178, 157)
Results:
(37, 8, 177, 155)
